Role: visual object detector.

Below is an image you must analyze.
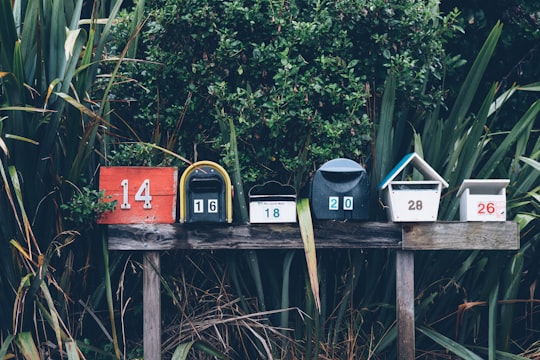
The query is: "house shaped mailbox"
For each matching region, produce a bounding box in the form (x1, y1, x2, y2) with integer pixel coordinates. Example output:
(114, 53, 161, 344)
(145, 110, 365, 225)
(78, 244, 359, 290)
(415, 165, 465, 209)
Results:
(179, 161, 233, 223)
(456, 179, 509, 221)
(249, 181, 297, 223)
(378, 153, 449, 222)
(309, 158, 369, 221)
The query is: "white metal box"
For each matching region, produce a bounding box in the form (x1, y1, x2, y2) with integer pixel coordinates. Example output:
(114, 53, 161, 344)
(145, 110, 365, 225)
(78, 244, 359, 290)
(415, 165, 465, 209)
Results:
(457, 179, 509, 221)
(249, 181, 297, 223)
(378, 153, 449, 222)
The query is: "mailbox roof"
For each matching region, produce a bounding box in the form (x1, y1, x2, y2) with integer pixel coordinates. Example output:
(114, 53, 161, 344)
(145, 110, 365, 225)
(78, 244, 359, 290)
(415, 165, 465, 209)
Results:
(378, 152, 449, 190)
(456, 179, 510, 197)
(319, 158, 365, 173)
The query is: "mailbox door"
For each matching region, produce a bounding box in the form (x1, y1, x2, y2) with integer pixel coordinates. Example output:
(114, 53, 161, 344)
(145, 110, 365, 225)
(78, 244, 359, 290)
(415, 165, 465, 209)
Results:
(186, 174, 225, 223)
(310, 162, 369, 220)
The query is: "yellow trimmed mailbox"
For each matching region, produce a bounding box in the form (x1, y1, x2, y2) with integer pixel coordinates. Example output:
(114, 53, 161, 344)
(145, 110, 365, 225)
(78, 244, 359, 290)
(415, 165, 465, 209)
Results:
(456, 179, 509, 221)
(249, 181, 297, 223)
(179, 161, 233, 223)
(378, 153, 448, 222)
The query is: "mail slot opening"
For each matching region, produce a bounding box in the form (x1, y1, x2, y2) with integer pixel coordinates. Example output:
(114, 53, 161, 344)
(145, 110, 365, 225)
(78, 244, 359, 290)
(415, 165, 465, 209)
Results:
(189, 176, 223, 192)
(390, 181, 440, 191)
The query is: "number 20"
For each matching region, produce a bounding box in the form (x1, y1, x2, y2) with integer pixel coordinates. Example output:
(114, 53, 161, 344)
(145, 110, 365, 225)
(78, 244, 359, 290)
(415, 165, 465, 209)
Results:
(120, 179, 152, 209)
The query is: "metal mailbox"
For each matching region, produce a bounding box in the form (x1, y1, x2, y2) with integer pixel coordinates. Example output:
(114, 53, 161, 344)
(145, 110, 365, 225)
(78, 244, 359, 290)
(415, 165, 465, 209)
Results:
(378, 153, 448, 222)
(249, 181, 297, 223)
(179, 161, 233, 223)
(97, 166, 178, 224)
(457, 179, 509, 221)
(309, 158, 369, 220)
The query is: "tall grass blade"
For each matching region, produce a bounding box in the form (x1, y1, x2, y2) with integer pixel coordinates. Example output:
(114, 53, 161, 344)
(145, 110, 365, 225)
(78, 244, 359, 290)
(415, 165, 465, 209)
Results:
(488, 281, 498, 360)
(444, 21, 502, 134)
(519, 156, 540, 172)
(0, 334, 14, 360)
(172, 340, 227, 360)
(14, 332, 40, 360)
(245, 250, 266, 312)
(374, 72, 397, 184)
(478, 99, 540, 179)
(418, 326, 483, 360)
(280, 251, 295, 335)
(297, 198, 320, 312)
(102, 232, 121, 359)
(65, 341, 81, 360)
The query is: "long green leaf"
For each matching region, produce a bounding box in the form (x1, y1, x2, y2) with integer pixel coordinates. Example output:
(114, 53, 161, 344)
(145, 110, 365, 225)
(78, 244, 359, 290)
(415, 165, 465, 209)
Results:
(374, 72, 397, 184)
(444, 21, 502, 135)
(488, 281, 498, 360)
(478, 99, 540, 178)
(14, 332, 40, 360)
(0, 334, 14, 360)
(65, 341, 81, 360)
(418, 326, 484, 360)
(297, 198, 320, 312)
(519, 156, 540, 172)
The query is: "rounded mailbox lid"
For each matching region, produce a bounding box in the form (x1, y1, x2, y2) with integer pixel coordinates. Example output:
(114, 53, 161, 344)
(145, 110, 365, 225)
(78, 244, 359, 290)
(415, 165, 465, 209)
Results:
(319, 158, 366, 173)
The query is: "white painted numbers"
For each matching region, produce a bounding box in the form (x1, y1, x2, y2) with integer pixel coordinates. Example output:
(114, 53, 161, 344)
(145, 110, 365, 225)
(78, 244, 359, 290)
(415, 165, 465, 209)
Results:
(120, 179, 152, 210)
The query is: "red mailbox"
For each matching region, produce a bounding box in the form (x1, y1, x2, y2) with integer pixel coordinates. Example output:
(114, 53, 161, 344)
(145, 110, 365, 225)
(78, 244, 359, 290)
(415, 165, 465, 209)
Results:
(97, 166, 178, 224)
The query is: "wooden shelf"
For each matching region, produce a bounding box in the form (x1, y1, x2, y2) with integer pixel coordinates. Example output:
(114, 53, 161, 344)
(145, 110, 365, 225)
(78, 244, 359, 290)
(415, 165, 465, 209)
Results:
(107, 221, 519, 251)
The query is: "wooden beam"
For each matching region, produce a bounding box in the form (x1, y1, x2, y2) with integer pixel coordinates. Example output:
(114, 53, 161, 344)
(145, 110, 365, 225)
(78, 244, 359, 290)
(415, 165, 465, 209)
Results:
(396, 251, 415, 359)
(401, 222, 519, 250)
(143, 251, 161, 360)
(107, 222, 402, 250)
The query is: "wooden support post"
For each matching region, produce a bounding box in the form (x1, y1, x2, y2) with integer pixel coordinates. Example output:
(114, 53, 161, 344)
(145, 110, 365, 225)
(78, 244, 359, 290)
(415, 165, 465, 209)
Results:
(143, 251, 161, 360)
(396, 250, 415, 359)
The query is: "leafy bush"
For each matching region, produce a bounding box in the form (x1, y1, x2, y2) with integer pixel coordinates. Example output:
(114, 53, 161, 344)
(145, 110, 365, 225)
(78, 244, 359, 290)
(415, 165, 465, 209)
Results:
(110, 0, 460, 190)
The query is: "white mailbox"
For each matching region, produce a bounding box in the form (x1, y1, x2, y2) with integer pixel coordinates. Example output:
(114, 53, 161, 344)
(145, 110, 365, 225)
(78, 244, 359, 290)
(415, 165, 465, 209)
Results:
(249, 181, 297, 223)
(456, 179, 509, 221)
(378, 153, 449, 222)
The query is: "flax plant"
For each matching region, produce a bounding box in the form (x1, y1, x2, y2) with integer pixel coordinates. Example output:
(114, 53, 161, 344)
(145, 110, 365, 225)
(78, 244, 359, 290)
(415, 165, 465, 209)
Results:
(1, 0, 145, 356)
(372, 21, 540, 357)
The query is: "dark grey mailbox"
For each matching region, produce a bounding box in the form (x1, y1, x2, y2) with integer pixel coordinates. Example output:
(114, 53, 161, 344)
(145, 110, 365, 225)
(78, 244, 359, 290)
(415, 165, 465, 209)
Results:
(179, 161, 233, 223)
(309, 158, 369, 220)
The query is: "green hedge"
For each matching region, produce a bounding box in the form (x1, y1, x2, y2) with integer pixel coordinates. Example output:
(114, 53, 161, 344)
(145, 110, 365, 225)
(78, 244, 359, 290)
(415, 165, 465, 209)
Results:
(110, 0, 459, 189)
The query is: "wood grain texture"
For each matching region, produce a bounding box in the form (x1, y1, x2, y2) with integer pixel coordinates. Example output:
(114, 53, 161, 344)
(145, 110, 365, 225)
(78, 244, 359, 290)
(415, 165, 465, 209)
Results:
(98, 167, 178, 224)
(107, 222, 403, 250)
(396, 251, 415, 360)
(143, 251, 161, 360)
(401, 221, 519, 250)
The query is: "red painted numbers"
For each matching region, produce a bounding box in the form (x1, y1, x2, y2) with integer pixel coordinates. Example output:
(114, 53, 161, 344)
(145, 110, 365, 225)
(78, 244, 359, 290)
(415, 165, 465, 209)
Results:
(98, 167, 178, 224)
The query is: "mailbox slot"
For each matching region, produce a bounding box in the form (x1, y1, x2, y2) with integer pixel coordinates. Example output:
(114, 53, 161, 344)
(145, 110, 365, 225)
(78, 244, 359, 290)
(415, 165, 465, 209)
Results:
(190, 176, 223, 192)
(309, 158, 369, 221)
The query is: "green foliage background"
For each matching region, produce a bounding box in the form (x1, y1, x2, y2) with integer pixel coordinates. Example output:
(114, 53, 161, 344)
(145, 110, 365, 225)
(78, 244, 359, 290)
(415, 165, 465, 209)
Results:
(110, 0, 459, 190)
(0, 0, 539, 358)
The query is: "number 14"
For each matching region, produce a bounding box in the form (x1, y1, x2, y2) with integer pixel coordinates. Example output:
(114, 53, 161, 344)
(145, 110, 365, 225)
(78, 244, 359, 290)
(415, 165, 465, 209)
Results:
(120, 179, 152, 209)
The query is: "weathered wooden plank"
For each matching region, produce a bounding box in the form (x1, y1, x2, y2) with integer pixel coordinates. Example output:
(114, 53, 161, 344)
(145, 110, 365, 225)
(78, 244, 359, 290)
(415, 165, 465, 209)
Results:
(401, 221, 519, 250)
(396, 251, 415, 360)
(143, 251, 161, 360)
(107, 222, 403, 250)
